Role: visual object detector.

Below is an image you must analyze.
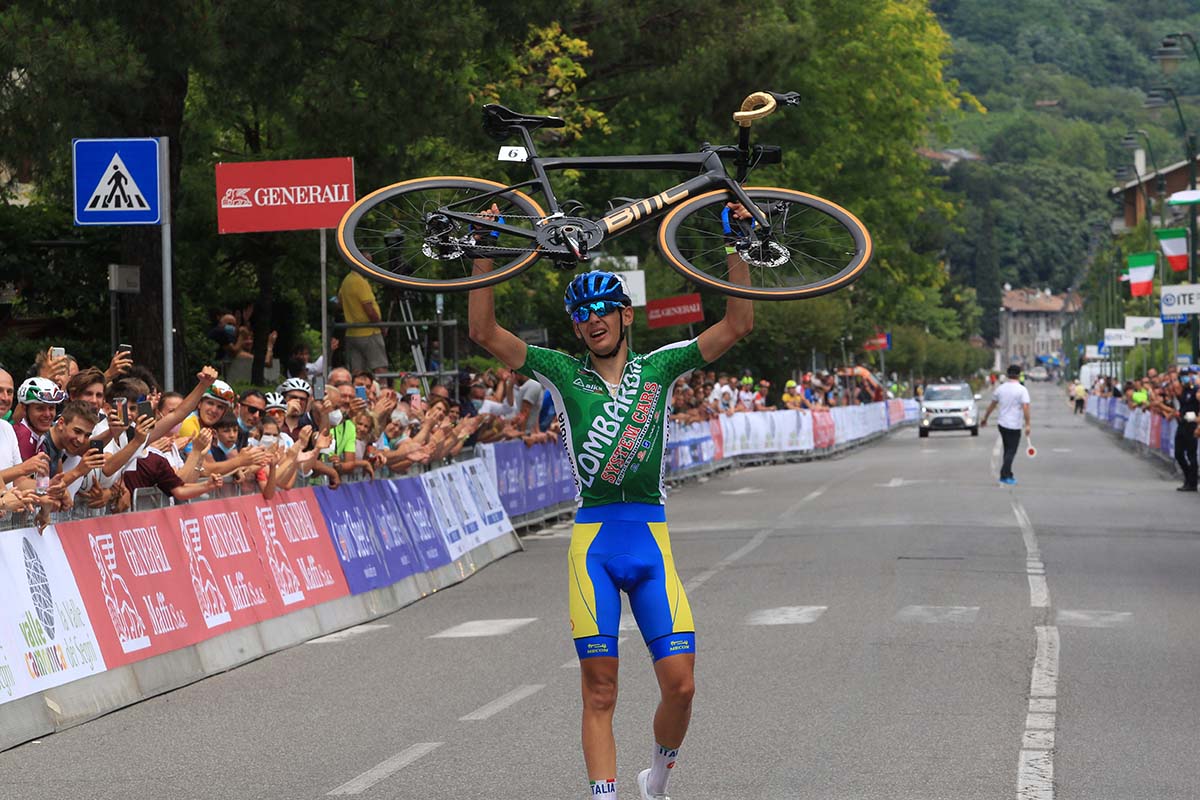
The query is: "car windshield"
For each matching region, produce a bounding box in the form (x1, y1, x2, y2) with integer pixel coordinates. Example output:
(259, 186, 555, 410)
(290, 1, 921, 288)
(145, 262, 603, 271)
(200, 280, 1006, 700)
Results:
(924, 386, 972, 401)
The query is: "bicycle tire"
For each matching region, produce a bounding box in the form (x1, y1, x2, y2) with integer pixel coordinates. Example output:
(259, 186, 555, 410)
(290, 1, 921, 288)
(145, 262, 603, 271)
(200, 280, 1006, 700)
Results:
(657, 187, 872, 301)
(336, 176, 546, 291)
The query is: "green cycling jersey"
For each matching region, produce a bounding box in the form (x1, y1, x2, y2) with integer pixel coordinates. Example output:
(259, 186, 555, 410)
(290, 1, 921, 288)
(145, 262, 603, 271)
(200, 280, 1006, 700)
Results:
(518, 339, 709, 507)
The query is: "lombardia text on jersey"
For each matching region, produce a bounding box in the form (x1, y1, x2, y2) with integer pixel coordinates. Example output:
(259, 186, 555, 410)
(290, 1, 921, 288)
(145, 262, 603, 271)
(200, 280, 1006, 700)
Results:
(518, 339, 708, 507)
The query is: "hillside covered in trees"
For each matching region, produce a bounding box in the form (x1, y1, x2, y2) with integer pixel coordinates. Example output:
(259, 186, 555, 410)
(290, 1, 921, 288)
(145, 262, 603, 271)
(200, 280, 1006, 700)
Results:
(930, 0, 1200, 341)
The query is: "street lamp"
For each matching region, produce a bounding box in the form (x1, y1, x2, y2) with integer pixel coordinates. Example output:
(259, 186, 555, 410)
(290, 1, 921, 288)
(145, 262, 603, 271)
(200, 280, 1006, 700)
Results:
(1144, 84, 1199, 362)
(1154, 34, 1200, 75)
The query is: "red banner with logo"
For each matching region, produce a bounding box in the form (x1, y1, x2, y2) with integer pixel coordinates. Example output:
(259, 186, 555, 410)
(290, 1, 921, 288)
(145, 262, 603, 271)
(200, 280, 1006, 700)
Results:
(645, 293, 704, 329)
(886, 399, 905, 427)
(55, 488, 349, 668)
(812, 409, 836, 449)
(1149, 413, 1162, 452)
(225, 489, 349, 613)
(216, 157, 355, 233)
(708, 417, 725, 462)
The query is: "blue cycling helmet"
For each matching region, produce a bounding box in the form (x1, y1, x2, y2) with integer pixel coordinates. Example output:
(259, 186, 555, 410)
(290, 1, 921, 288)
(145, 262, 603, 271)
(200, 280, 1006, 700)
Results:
(563, 271, 631, 314)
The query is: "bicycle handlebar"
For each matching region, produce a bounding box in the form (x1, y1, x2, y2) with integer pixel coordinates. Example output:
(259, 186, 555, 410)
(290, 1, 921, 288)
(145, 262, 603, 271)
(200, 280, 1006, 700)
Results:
(733, 92, 776, 128)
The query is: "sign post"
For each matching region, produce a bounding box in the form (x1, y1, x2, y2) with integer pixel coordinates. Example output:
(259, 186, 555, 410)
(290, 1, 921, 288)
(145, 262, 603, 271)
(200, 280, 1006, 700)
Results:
(73, 137, 171, 387)
(159, 137, 174, 390)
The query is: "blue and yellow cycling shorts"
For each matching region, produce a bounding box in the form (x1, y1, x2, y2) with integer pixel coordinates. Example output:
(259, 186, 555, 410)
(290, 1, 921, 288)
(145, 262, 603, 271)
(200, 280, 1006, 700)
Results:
(568, 502, 695, 661)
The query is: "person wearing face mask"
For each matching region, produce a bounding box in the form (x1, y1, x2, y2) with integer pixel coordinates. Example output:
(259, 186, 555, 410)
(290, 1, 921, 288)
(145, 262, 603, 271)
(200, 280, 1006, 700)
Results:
(208, 312, 240, 361)
(1171, 369, 1199, 492)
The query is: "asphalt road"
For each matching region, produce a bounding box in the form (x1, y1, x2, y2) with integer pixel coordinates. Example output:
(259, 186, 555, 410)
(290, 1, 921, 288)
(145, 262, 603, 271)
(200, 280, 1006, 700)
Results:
(2, 382, 1197, 799)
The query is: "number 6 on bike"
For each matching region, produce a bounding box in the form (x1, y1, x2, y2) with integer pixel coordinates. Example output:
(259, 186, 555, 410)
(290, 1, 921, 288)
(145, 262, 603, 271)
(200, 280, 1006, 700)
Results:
(336, 91, 872, 301)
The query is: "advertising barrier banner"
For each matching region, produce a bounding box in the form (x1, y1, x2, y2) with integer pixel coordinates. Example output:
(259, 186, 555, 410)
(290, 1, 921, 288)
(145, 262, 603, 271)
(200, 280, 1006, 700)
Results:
(382, 477, 453, 572)
(226, 489, 349, 612)
(0, 527, 108, 704)
(812, 409, 836, 449)
(313, 483, 392, 594)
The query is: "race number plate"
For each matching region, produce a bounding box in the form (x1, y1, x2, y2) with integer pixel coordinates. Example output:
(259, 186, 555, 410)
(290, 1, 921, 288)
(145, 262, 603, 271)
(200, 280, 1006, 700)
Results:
(497, 146, 529, 162)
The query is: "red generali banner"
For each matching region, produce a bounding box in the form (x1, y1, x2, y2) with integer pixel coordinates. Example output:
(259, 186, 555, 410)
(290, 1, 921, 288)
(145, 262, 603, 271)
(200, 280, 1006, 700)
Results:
(645, 293, 704, 329)
(55, 487, 348, 669)
(215, 157, 355, 233)
(812, 409, 836, 449)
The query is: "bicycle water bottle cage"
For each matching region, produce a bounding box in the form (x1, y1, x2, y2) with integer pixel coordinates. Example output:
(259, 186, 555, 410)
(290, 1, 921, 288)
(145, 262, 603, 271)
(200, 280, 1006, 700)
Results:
(607, 197, 638, 210)
(482, 104, 566, 142)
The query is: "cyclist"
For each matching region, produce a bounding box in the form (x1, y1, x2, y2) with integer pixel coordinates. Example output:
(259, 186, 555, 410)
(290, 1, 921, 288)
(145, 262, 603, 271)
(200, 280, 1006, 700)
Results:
(468, 207, 754, 800)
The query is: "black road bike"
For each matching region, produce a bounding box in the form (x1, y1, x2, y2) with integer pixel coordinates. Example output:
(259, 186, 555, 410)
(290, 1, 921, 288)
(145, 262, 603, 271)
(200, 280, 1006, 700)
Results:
(336, 91, 872, 301)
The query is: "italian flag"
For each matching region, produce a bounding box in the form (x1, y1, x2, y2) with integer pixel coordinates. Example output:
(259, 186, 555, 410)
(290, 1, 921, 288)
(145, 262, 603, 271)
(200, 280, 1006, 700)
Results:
(1124, 252, 1157, 297)
(1155, 228, 1189, 272)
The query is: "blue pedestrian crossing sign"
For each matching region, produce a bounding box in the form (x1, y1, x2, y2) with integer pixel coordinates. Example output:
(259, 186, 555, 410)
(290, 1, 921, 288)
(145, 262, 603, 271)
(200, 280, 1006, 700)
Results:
(73, 138, 162, 225)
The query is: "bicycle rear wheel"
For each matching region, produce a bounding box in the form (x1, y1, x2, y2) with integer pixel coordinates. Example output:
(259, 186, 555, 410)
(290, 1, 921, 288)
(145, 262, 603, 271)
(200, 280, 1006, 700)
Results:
(336, 176, 546, 291)
(657, 187, 872, 300)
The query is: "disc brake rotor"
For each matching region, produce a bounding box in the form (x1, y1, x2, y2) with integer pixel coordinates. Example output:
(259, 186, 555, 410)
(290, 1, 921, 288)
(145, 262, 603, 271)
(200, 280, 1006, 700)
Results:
(735, 240, 790, 268)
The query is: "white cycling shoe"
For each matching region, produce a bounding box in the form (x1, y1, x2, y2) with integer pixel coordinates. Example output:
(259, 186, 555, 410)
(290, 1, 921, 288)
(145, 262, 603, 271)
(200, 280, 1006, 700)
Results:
(637, 768, 671, 800)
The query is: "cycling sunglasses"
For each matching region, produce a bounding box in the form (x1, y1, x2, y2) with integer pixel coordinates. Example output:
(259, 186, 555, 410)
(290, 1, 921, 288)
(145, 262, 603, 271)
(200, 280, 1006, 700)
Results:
(570, 300, 625, 324)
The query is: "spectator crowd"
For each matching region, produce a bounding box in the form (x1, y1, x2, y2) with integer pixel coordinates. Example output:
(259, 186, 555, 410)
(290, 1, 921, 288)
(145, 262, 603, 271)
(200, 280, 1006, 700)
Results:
(1077, 363, 1200, 492)
(0, 330, 903, 528)
(0, 344, 574, 529)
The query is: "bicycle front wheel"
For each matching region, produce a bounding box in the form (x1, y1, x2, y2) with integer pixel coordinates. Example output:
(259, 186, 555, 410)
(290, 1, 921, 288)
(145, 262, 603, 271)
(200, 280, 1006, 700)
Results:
(336, 176, 546, 291)
(657, 187, 872, 300)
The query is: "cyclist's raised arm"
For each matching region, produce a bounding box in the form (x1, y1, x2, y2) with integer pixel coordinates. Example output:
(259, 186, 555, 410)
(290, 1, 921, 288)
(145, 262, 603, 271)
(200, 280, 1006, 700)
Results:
(697, 251, 754, 363)
(468, 256, 528, 370)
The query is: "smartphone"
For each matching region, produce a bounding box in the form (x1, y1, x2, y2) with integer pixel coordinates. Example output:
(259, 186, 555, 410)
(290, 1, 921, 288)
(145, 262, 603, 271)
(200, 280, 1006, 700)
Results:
(118, 343, 132, 354)
(88, 439, 105, 454)
(312, 375, 326, 401)
(35, 474, 50, 495)
(49, 346, 65, 359)
(137, 400, 154, 418)
(114, 397, 129, 424)
(355, 386, 368, 401)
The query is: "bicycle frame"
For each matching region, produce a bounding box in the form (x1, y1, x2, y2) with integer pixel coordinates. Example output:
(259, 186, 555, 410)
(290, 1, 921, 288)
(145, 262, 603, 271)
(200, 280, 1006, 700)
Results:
(440, 125, 773, 258)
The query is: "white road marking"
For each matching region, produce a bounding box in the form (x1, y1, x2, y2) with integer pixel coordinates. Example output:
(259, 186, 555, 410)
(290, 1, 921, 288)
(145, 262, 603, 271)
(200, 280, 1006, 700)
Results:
(895, 605, 979, 624)
(1027, 576, 1050, 608)
(1018, 625, 1059, 799)
(459, 684, 545, 721)
(1051, 448, 1072, 453)
(429, 618, 537, 638)
(309, 623, 390, 644)
(1017, 749, 1054, 799)
(1029, 625, 1059, 699)
(720, 487, 763, 495)
(919, 448, 940, 453)
(746, 606, 828, 626)
(326, 742, 443, 796)
(683, 481, 834, 593)
(1055, 609, 1134, 628)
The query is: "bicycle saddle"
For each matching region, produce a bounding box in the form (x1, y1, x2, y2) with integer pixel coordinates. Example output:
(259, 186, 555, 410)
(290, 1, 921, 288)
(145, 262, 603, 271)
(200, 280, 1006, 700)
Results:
(482, 104, 566, 141)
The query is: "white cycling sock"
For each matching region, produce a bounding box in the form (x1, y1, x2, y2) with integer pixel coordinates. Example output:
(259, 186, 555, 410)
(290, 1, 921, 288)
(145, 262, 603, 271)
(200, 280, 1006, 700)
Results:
(589, 778, 617, 798)
(648, 744, 679, 795)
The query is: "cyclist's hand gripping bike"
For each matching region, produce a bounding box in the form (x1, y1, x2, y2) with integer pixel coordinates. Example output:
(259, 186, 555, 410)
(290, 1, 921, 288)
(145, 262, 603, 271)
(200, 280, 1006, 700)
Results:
(336, 91, 872, 300)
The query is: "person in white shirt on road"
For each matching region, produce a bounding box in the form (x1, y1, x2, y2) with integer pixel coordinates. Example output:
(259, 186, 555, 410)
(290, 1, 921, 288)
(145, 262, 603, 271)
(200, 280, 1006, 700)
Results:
(980, 364, 1032, 485)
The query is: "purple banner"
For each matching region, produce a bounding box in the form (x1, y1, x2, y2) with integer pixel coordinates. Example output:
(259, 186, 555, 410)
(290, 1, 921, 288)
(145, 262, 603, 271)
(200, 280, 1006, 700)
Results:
(354, 481, 421, 583)
(382, 478, 453, 571)
(312, 484, 390, 595)
(491, 440, 530, 516)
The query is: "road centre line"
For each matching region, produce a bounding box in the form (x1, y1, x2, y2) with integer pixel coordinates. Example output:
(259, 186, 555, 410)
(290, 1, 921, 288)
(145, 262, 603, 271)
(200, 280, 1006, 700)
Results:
(1017, 626, 1059, 799)
(326, 742, 443, 796)
(1012, 499, 1049, 609)
(459, 684, 545, 721)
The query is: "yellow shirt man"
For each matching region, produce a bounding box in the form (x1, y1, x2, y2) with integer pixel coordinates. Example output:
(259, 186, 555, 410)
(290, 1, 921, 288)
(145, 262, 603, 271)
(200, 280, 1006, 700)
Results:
(338, 271, 382, 338)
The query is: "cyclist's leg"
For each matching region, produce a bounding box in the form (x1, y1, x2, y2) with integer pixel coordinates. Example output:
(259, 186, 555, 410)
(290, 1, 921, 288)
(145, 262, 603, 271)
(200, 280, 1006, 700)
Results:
(570, 520, 622, 782)
(627, 520, 696, 796)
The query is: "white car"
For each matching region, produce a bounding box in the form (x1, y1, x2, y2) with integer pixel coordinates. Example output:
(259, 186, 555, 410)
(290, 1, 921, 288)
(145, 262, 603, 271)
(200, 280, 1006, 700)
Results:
(919, 383, 980, 438)
(1027, 366, 1050, 382)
